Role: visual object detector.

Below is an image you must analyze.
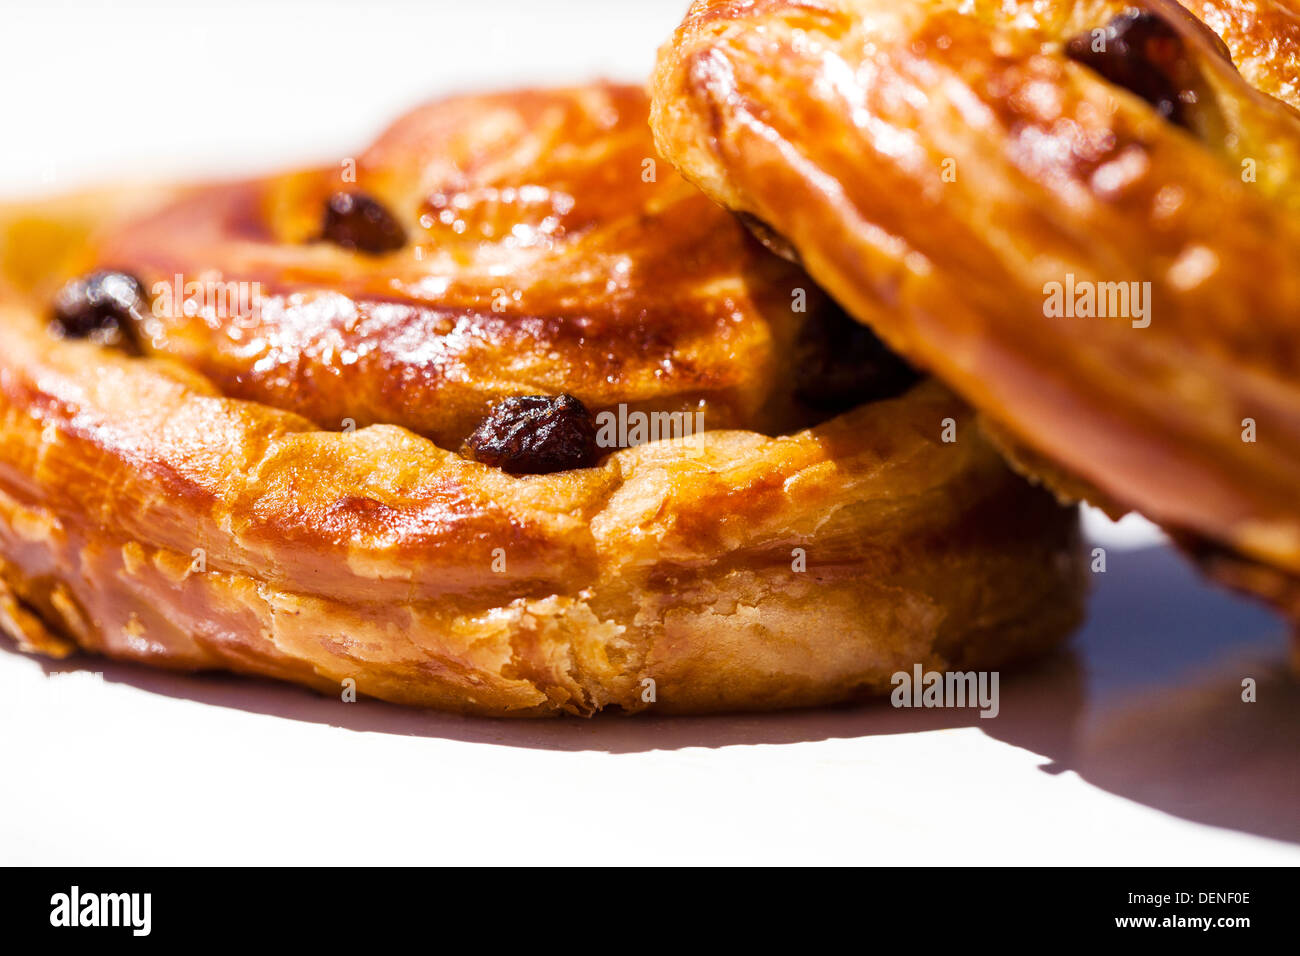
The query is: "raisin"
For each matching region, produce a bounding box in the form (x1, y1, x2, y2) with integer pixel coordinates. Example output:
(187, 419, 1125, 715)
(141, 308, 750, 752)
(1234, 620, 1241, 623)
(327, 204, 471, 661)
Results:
(464, 394, 600, 474)
(793, 302, 919, 413)
(50, 270, 146, 346)
(1065, 10, 1198, 129)
(321, 191, 406, 254)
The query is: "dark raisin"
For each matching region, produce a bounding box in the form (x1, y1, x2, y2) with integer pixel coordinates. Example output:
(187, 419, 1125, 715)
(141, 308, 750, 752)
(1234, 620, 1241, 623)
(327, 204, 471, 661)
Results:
(321, 191, 406, 254)
(50, 270, 146, 346)
(1065, 10, 1197, 129)
(793, 302, 919, 413)
(463, 394, 600, 475)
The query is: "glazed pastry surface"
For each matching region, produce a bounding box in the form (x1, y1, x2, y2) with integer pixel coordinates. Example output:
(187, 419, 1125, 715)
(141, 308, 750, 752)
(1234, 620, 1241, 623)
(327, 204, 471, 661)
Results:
(0, 85, 1084, 715)
(86, 85, 826, 446)
(651, 0, 1300, 593)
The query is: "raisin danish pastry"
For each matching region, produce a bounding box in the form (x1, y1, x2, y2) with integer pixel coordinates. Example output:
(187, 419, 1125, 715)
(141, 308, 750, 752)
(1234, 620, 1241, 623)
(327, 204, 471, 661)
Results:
(0, 84, 1083, 715)
(651, 0, 1300, 615)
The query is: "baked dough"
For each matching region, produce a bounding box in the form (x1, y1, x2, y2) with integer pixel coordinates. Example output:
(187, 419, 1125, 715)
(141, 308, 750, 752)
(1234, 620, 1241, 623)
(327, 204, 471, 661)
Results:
(651, 1, 1300, 605)
(0, 84, 1083, 715)
(90, 85, 830, 446)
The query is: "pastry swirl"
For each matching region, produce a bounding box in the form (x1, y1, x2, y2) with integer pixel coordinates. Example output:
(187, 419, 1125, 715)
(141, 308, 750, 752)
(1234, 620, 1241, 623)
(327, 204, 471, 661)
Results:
(87, 85, 827, 447)
(651, 0, 1300, 602)
(0, 84, 1083, 715)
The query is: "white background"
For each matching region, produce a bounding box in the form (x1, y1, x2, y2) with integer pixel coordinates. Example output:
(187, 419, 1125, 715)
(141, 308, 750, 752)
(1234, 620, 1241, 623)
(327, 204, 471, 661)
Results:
(1, 0, 1296, 865)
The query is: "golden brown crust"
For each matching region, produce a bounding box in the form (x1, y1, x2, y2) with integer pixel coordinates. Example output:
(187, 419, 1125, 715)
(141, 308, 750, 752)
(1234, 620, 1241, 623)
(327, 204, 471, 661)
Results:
(0, 84, 1084, 715)
(0, 318, 1084, 713)
(1180, 0, 1300, 108)
(651, 0, 1300, 591)
(78, 86, 826, 447)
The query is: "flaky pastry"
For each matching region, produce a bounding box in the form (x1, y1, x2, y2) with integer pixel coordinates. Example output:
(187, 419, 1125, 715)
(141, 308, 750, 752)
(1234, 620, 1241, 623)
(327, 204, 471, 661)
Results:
(651, 0, 1300, 613)
(0, 84, 1083, 715)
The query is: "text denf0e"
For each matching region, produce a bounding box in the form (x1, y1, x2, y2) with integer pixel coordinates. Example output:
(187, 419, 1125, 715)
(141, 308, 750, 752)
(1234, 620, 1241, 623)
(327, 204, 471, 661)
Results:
(1130, 892, 1251, 906)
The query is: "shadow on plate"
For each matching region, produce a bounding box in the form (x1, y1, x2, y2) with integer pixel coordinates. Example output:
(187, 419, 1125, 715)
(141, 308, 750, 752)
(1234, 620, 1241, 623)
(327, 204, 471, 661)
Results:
(8, 544, 1298, 844)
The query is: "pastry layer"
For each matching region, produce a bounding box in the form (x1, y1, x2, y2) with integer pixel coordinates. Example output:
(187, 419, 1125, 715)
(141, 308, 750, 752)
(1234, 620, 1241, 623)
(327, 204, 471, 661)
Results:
(651, 0, 1300, 585)
(80, 85, 827, 447)
(0, 83, 1084, 715)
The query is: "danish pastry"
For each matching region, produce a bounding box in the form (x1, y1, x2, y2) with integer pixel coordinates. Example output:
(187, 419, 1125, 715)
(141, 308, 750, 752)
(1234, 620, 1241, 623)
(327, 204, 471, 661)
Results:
(651, 0, 1300, 612)
(0, 84, 1083, 715)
